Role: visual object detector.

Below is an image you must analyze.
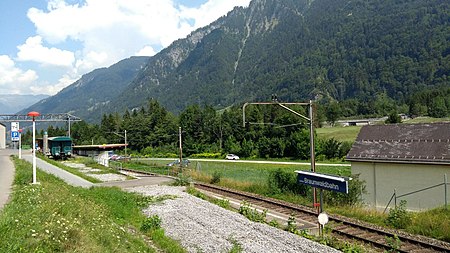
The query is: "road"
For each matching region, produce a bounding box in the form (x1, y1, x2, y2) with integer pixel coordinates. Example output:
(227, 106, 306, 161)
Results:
(0, 149, 15, 210)
(136, 157, 351, 167)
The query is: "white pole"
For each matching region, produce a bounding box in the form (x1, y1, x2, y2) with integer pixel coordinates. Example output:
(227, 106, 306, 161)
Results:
(32, 118, 37, 184)
(179, 127, 182, 171)
(124, 130, 127, 157)
(18, 131, 22, 159)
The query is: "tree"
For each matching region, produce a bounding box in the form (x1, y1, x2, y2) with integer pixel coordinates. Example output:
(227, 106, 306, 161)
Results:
(385, 111, 402, 124)
(320, 138, 341, 160)
(325, 102, 341, 126)
(429, 97, 448, 118)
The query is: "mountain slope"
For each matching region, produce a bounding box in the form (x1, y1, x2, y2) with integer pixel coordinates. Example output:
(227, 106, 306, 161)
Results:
(107, 0, 448, 114)
(22, 0, 449, 121)
(20, 56, 149, 121)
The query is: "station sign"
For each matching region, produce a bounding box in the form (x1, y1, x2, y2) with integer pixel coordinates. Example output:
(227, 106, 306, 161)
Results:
(11, 122, 19, 131)
(11, 122, 20, 141)
(11, 131, 19, 141)
(296, 170, 350, 194)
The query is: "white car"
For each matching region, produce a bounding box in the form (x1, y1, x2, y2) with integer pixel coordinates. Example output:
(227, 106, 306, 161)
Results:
(226, 154, 239, 160)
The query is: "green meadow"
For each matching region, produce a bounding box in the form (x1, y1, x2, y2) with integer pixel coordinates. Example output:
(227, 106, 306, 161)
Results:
(0, 156, 185, 253)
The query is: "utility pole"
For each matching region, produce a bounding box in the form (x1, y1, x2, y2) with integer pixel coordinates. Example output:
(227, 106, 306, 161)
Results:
(309, 100, 317, 208)
(179, 126, 183, 171)
(243, 97, 318, 212)
(124, 130, 127, 157)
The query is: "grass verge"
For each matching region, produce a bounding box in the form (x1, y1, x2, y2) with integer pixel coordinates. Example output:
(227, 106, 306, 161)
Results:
(0, 156, 186, 252)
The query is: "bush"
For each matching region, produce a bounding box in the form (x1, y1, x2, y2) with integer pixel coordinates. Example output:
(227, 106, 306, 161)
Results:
(323, 174, 366, 206)
(320, 138, 341, 159)
(210, 171, 222, 184)
(267, 169, 308, 195)
(385, 200, 412, 229)
(339, 141, 353, 158)
(172, 173, 192, 186)
(239, 201, 267, 223)
(213, 198, 230, 209)
(190, 152, 222, 159)
(141, 215, 162, 232)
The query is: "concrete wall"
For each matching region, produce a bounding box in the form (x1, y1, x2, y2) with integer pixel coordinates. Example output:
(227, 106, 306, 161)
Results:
(0, 124, 5, 149)
(352, 161, 450, 211)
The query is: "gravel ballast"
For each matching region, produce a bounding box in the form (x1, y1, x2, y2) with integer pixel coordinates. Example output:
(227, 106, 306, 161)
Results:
(129, 185, 340, 253)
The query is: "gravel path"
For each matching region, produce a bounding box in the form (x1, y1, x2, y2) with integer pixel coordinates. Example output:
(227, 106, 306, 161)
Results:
(129, 185, 340, 253)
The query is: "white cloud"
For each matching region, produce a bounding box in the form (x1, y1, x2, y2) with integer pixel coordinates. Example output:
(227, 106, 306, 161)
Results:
(30, 74, 77, 95)
(135, 46, 156, 57)
(180, 0, 251, 28)
(20, 0, 251, 95)
(0, 55, 38, 94)
(16, 36, 75, 67)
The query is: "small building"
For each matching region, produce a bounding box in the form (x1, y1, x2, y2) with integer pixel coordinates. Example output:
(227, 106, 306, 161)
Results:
(73, 144, 128, 167)
(72, 144, 127, 157)
(346, 123, 450, 211)
(0, 123, 5, 149)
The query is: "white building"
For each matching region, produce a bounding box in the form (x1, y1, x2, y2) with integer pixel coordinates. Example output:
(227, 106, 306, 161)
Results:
(0, 123, 5, 149)
(346, 123, 450, 211)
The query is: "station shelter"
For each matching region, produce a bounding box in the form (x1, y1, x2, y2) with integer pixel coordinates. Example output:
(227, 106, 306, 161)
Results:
(72, 143, 128, 167)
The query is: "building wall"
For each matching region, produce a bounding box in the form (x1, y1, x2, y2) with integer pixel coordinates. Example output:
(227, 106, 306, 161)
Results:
(0, 124, 5, 149)
(352, 161, 450, 211)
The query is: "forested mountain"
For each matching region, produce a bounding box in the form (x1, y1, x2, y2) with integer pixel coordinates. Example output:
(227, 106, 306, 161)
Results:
(107, 0, 449, 115)
(19, 56, 149, 121)
(23, 0, 449, 122)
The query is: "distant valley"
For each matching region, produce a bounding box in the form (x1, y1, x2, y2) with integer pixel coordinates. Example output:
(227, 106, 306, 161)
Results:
(0, 94, 49, 114)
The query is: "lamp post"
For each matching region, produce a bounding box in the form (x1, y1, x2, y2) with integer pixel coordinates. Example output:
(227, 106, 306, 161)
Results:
(28, 111, 40, 184)
(18, 129, 22, 159)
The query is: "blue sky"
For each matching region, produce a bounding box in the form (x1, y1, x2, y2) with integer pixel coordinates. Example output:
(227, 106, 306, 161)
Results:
(0, 0, 250, 96)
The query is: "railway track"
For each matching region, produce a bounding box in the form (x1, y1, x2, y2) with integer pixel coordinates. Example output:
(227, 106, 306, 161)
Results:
(193, 182, 450, 253)
(118, 168, 450, 252)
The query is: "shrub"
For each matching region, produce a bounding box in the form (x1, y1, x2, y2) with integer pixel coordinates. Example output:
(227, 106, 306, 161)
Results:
(285, 215, 299, 234)
(338, 141, 353, 158)
(238, 201, 267, 223)
(385, 235, 402, 252)
(267, 169, 308, 195)
(190, 152, 222, 159)
(210, 171, 222, 184)
(141, 215, 162, 232)
(323, 174, 365, 206)
(320, 138, 341, 159)
(214, 198, 230, 209)
(268, 219, 280, 228)
(172, 173, 192, 186)
(385, 200, 412, 229)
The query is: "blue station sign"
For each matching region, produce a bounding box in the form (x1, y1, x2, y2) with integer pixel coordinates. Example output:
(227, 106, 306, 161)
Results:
(11, 131, 19, 141)
(296, 170, 350, 194)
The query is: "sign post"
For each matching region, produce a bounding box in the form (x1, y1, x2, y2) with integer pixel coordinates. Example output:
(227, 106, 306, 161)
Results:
(296, 170, 351, 194)
(28, 111, 40, 184)
(297, 170, 351, 234)
(18, 129, 22, 159)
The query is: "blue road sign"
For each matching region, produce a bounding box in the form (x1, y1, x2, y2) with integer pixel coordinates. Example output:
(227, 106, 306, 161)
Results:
(11, 131, 19, 141)
(296, 170, 350, 194)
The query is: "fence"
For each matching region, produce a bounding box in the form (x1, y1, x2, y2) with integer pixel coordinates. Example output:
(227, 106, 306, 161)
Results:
(383, 174, 448, 213)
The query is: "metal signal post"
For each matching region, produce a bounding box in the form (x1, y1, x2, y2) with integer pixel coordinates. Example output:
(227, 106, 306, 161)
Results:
(243, 97, 318, 212)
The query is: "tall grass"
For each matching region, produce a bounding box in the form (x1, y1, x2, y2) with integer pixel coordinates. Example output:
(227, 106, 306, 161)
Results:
(0, 156, 185, 252)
